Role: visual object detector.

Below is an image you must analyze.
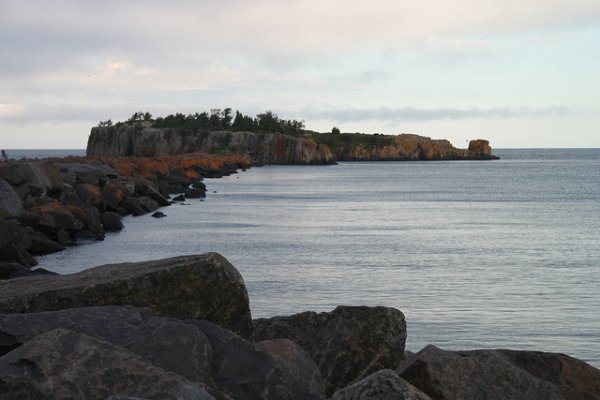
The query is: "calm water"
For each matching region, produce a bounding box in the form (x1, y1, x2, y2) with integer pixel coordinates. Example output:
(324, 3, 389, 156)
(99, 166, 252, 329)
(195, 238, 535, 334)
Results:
(4, 149, 86, 159)
(36, 149, 600, 366)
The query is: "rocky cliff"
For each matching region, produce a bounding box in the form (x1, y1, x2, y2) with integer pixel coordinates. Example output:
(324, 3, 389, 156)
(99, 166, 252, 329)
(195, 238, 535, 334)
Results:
(87, 123, 498, 164)
(87, 123, 334, 165)
(331, 134, 495, 161)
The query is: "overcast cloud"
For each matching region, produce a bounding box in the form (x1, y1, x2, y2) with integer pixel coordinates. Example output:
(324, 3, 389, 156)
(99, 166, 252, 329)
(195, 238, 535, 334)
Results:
(1, 0, 599, 148)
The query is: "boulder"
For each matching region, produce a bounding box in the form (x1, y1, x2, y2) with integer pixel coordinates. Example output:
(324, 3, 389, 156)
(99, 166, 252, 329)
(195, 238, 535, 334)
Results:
(75, 182, 103, 207)
(0, 263, 53, 281)
(0, 253, 253, 339)
(152, 211, 166, 218)
(0, 306, 154, 355)
(0, 219, 36, 267)
(254, 306, 407, 396)
(0, 328, 217, 400)
(101, 179, 126, 209)
(192, 319, 324, 399)
(138, 195, 160, 212)
(102, 211, 124, 232)
(26, 229, 65, 255)
(331, 369, 431, 400)
(0, 162, 52, 188)
(0, 180, 23, 219)
(256, 338, 324, 399)
(186, 187, 206, 198)
(396, 345, 563, 400)
(494, 350, 600, 400)
(124, 316, 215, 386)
(123, 196, 147, 216)
(0, 306, 324, 399)
(172, 194, 186, 202)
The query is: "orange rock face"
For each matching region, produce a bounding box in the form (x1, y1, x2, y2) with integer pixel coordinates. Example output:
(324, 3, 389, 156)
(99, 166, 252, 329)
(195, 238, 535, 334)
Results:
(468, 139, 493, 158)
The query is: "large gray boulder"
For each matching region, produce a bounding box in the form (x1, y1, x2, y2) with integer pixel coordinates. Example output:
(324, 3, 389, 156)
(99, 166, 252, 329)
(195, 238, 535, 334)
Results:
(396, 345, 564, 400)
(0, 219, 36, 266)
(0, 328, 217, 400)
(0, 180, 22, 219)
(256, 338, 324, 399)
(330, 369, 431, 400)
(0, 306, 325, 399)
(0, 253, 253, 339)
(0, 162, 52, 189)
(254, 306, 407, 396)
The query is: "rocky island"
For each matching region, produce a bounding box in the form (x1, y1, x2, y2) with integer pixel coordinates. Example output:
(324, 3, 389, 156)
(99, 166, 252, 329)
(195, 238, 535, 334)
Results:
(86, 109, 498, 163)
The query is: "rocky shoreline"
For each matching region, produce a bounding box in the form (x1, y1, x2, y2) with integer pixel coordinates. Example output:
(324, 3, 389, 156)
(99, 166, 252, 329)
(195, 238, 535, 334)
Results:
(0, 153, 252, 272)
(0, 253, 598, 399)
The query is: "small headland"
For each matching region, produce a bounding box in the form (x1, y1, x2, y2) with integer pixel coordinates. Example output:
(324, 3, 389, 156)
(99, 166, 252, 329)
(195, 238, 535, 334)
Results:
(0, 152, 251, 272)
(87, 109, 499, 163)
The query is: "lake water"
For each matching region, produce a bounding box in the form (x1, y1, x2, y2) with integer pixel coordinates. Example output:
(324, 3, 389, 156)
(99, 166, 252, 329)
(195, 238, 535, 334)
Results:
(36, 149, 600, 367)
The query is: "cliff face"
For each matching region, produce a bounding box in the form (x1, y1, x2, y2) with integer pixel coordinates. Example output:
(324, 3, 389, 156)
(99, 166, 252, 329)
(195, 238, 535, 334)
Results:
(87, 124, 334, 165)
(87, 124, 496, 164)
(332, 134, 495, 161)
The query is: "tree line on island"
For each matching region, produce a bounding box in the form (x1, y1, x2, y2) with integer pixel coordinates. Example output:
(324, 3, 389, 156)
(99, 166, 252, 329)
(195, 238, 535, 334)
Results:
(97, 108, 394, 148)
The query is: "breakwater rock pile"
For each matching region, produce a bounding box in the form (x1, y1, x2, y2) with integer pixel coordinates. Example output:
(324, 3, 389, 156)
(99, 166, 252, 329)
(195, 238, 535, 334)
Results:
(0, 253, 598, 399)
(0, 153, 251, 271)
(86, 122, 498, 164)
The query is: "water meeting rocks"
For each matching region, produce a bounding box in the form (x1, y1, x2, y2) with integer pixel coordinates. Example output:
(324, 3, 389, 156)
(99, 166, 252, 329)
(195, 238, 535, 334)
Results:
(0, 252, 253, 339)
(254, 305, 408, 396)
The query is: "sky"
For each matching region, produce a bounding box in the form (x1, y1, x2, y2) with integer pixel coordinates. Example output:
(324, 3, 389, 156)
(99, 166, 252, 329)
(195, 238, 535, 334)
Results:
(1, 0, 599, 149)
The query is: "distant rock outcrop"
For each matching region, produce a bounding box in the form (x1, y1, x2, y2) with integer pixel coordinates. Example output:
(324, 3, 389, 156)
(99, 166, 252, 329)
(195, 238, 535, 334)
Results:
(333, 134, 497, 161)
(86, 123, 498, 164)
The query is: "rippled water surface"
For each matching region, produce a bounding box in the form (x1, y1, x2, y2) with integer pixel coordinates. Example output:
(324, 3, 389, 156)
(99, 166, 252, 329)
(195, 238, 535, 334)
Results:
(38, 149, 600, 366)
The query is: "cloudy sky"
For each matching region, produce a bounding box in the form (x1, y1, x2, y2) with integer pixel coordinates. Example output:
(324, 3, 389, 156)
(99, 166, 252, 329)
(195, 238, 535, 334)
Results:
(1, 0, 599, 149)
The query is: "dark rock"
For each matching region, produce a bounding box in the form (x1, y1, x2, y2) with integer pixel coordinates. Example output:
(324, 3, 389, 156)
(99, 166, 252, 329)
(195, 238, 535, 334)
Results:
(0, 163, 51, 188)
(0, 328, 216, 400)
(185, 187, 206, 198)
(26, 229, 65, 255)
(151, 211, 166, 218)
(0, 253, 253, 339)
(396, 345, 563, 400)
(0, 263, 37, 280)
(75, 182, 103, 207)
(138, 195, 160, 212)
(102, 211, 124, 232)
(254, 306, 407, 396)
(256, 338, 324, 399)
(61, 195, 105, 239)
(0, 306, 323, 399)
(39, 164, 64, 192)
(56, 229, 73, 245)
(0, 306, 154, 355)
(147, 191, 171, 207)
(0, 180, 22, 219)
(172, 194, 186, 202)
(494, 349, 600, 400)
(125, 316, 215, 386)
(331, 369, 431, 400)
(123, 196, 147, 216)
(101, 180, 126, 209)
(193, 319, 324, 399)
(0, 220, 35, 267)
